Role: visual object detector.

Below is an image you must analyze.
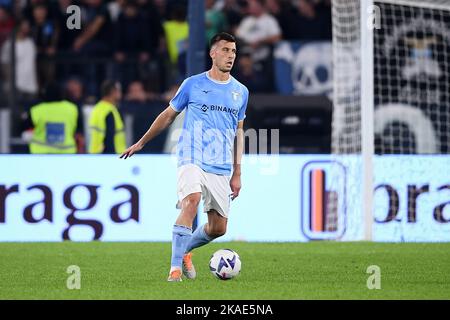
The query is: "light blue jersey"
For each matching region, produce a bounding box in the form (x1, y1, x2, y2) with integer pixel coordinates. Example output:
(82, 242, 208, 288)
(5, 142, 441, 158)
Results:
(170, 72, 249, 175)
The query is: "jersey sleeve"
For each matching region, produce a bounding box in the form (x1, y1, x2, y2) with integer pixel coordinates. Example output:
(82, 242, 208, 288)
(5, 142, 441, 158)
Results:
(169, 78, 191, 112)
(238, 87, 249, 121)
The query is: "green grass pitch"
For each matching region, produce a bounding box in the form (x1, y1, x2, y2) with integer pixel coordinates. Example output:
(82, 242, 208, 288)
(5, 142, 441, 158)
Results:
(0, 242, 449, 300)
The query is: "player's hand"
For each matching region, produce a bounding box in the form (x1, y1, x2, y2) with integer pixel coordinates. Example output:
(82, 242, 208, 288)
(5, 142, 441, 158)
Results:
(120, 142, 143, 159)
(230, 174, 241, 200)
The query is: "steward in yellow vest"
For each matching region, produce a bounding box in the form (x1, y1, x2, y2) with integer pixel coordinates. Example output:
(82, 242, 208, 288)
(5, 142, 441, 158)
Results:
(29, 84, 79, 154)
(89, 80, 126, 154)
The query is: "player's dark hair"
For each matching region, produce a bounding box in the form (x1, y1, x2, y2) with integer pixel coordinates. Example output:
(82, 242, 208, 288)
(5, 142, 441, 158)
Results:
(210, 32, 236, 48)
(101, 80, 120, 97)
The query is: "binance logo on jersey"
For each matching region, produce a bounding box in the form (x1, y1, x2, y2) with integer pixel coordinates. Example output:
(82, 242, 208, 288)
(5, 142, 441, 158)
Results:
(209, 105, 239, 116)
(201, 104, 238, 116)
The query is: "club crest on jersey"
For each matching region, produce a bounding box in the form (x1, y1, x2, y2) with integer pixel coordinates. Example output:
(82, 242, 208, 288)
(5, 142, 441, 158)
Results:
(231, 91, 240, 101)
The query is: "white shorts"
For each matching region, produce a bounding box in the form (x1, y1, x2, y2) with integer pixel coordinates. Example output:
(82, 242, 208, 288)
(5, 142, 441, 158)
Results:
(177, 164, 232, 218)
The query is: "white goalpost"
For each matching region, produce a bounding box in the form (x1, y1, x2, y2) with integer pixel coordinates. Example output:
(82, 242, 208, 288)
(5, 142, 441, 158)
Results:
(332, 0, 450, 241)
(360, 0, 375, 241)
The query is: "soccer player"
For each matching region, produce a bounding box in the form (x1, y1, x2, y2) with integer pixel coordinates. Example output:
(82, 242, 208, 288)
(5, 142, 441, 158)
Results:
(120, 32, 248, 282)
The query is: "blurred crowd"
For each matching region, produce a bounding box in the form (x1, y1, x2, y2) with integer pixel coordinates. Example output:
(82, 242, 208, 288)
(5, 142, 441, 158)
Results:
(0, 0, 331, 153)
(0, 0, 331, 102)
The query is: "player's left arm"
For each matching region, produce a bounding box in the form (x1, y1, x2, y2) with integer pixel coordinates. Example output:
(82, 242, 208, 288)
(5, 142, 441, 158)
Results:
(230, 120, 244, 200)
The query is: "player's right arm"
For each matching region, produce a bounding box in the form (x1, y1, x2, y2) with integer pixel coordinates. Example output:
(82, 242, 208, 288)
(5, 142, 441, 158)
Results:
(120, 106, 179, 159)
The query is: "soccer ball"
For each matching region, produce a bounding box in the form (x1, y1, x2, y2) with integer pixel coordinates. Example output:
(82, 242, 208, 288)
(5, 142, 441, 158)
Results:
(209, 249, 241, 280)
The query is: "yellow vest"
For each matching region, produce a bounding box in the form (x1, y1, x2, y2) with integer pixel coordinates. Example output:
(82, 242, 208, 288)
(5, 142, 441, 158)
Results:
(88, 100, 126, 154)
(30, 101, 78, 154)
(163, 20, 189, 64)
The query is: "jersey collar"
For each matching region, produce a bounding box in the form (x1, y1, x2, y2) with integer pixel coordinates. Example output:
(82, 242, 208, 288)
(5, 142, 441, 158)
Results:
(205, 71, 232, 84)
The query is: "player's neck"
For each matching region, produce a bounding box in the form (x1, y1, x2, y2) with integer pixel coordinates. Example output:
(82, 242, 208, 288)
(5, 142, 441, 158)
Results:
(208, 68, 231, 82)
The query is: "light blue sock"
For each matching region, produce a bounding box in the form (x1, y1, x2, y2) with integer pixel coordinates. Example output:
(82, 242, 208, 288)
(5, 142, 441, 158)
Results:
(185, 224, 214, 253)
(171, 224, 192, 269)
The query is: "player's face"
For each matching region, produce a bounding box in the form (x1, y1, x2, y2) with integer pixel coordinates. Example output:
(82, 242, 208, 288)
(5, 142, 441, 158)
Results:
(211, 40, 237, 73)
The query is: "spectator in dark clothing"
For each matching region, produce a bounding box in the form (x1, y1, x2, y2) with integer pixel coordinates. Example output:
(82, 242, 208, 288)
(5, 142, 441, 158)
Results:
(55, 0, 84, 84)
(314, 0, 332, 40)
(133, 0, 168, 92)
(22, 0, 59, 22)
(149, 0, 169, 21)
(266, 0, 302, 41)
(30, 4, 58, 54)
(72, 0, 114, 98)
(73, 0, 112, 53)
(290, 0, 332, 40)
(29, 3, 59, 90)
(221, 0, 245, 35)
(56, 0, 82, 52)
(234, 50, 269, 93)
(137, 0, 166, 56)
(114, 1, 150, 58)
(113, 0, 151, 89)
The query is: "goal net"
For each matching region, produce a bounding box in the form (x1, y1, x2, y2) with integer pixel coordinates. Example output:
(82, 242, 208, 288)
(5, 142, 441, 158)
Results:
(331, 0, 450, 241)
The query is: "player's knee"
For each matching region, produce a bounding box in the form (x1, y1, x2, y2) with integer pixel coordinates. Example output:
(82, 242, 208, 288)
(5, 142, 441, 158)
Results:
(183, 193, 201, 211)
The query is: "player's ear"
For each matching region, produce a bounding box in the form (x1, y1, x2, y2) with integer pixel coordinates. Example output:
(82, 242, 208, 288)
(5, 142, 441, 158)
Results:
(210, 43, 217, 59)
